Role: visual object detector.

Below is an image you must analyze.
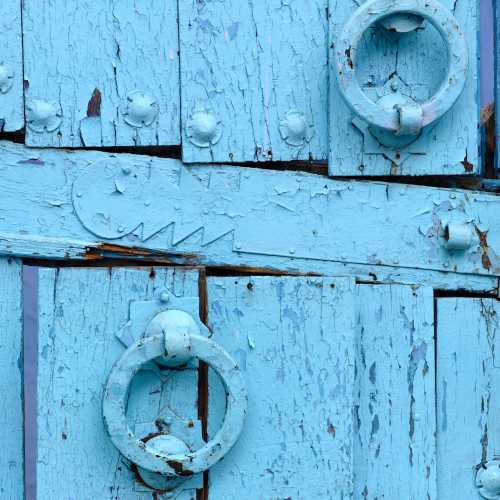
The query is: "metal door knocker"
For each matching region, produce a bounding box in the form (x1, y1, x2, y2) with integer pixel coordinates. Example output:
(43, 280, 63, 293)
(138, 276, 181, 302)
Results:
(103, 310, 247, 485)
(335, 0, 468, 148)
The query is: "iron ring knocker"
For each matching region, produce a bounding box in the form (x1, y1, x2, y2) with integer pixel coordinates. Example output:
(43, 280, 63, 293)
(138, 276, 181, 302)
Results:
(102, 310, 247, 478)
(336, 0, 469, 138)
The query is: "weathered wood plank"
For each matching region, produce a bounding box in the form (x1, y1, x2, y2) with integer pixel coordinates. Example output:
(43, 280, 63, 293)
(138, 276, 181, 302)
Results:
(0, 1, 24, 132)
(206, 276, 355, 498)
(437, 298, 500, 499)
(179, 0, 328, 163)
(354, 284, 437, 499)
(37, 267, 202, 499)
(23, 0, 180, 147)
(0, 258, 23, 499)
(329, 0, 480, 176)
(0, 142, 499, 281)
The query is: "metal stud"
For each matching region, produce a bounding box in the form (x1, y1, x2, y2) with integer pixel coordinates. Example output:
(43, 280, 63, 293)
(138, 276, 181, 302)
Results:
(26, 100, 63, 133)
(476, 460, 500, 499)
(136, 434, 190, 490)
(123, 91, 159, 128)
(0, 63, 14, 94)
(186, 110, 222, 148)
(279, 110, 311, 147)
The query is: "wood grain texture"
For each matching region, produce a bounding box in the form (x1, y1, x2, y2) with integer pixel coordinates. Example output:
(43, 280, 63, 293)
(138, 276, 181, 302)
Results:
(179, 0, 328, 163)
(0, 258, 23, 499)
(0, 142, 499, 282)
(329, 0, 480, 176)
(205, 276, 355, 499)
(0, 1, 24, 132)
(354, 284, 437, 499)
(37, 267, 201, 499)
(437, 298, 500, 499)
(23, 0, 180, 147)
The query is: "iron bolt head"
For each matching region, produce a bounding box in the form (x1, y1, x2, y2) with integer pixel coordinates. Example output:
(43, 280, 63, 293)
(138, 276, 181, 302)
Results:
(186, 110, 222, 148)
(123, 91, 159, 128)
(137, 434, 191, 489)
(0, 63, 14, 94)
(26, 100, 62, 133)
(279, 110, 312, 147)
(476, 460, 500, 499)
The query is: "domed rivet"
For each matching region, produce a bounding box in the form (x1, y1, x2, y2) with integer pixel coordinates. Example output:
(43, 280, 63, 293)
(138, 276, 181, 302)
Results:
(279, 110, 311, 147)
(476, 460, 500, 499)
(26, 100, 63, 133)
(159, 291, 170, 304)
(121, 166, 132, 175)
(0, 63, 14, 94)
(123, 91, 159, 128)
(186, 110, 222, 148)
(136, 434, 190, 489)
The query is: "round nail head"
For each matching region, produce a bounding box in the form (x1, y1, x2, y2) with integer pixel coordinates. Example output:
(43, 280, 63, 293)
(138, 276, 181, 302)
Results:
(26, 100, 63, 133)
(123, 91, 159, 128)
(187, 110, 222, 148)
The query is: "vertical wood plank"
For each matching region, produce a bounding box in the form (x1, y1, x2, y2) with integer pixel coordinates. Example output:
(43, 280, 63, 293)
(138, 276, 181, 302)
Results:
(0, 1, 24, 132)
(354, 284, 437, 499)
(179, 0, 329, 163)
(0, 258, 23, 499)
(329, 0, 480, 176)
(23, 0, 180, 148)
(37, 267, 201, 499)
(205, 276, 355, 499)
(437, 298, 500, 499)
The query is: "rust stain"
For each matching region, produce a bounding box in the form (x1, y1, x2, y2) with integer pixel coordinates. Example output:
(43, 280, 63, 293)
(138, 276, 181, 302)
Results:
(476, 228, 492, 270)
(167, 460, 194, 477)
(83, 242, 199, 265)
(461, 153, 474, 173)
(327, 423, 336, 438)
(87, 88, 102, 117)
(345, 47, 354, 69)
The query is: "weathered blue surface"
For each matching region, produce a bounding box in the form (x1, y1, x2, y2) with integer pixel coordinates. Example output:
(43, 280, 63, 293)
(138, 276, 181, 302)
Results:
(37, 267, 203, 498)
(206, 276, 356, 498)
(23, 0, 180, 147)
(437, 298, 500, 499)
(0, 258, 23, 499)
(355, 284, 436, 499)
(179, 0, 329, 163)
(0, 142, 499, 281)
(0, 1, 23, 132)
(329, 0, 480, 176)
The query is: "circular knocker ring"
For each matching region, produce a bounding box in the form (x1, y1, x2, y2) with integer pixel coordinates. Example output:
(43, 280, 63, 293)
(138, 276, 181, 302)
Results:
(336, 0, 469, 137)
(103, 310, 247, 477)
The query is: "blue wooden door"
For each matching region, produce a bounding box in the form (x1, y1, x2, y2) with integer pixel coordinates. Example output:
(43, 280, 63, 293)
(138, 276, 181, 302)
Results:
(0, 0, 499, 498)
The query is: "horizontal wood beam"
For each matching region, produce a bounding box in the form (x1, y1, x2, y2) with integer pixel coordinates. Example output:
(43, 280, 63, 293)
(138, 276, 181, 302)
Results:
(0, 141, 498, 292)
